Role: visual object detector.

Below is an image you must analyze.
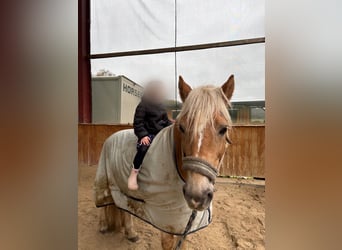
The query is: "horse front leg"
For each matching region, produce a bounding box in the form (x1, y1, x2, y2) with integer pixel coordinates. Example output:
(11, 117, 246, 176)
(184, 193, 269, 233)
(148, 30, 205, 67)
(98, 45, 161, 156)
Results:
(161, 232, 176, 250)
(174, 235, 187, 250)
(122, 212, 139, 242)
(161, 233, 188, 250)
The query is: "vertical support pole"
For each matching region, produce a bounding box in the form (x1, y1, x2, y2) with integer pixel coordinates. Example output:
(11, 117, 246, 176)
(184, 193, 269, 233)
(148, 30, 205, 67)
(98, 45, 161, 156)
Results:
(78, 0, 91, 123)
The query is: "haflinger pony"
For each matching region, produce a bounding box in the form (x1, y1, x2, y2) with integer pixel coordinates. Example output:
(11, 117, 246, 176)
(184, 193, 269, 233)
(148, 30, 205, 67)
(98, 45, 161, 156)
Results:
(94, 75, 235, 250)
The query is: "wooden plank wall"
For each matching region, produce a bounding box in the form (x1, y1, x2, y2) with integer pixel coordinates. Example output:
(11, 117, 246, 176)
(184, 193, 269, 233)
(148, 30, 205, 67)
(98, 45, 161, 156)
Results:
(78, 124, 265, 178)
(78, 124, 133, 165)
(220, 125, 265, 178)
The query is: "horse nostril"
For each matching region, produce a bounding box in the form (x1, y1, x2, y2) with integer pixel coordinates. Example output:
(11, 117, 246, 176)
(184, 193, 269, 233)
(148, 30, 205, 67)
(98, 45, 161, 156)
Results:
(207, 190, 213, 200)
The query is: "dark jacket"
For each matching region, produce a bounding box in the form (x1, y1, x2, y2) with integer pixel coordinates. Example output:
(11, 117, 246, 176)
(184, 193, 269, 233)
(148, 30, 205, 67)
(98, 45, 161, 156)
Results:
(133, 99, 172, 140)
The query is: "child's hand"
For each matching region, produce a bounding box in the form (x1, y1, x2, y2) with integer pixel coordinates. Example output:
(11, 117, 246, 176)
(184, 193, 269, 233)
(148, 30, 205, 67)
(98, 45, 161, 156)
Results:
(140, 136, 151, 146)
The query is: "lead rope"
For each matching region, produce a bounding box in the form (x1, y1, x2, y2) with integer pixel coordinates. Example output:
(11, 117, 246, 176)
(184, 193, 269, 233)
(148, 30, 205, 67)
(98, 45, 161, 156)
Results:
(174, 210, 197, 250)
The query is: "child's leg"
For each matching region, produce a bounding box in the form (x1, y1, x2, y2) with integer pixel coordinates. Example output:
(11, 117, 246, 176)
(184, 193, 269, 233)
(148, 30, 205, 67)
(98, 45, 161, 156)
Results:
(128, 145, 149, 190)
(133, 145, 149, 169)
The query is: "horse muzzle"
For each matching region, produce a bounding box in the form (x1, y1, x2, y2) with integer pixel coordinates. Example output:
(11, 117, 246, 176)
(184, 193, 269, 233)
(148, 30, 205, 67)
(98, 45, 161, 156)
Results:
(182, 157, 217, 210)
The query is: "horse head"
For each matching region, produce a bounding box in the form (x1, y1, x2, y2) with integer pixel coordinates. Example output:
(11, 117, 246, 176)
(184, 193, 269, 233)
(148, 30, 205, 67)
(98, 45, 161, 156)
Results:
(175, 75, 235, 211)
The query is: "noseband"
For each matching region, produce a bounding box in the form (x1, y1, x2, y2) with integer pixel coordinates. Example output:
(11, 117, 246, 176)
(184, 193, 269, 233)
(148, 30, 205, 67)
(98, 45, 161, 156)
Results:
(182, 156, 218, 183)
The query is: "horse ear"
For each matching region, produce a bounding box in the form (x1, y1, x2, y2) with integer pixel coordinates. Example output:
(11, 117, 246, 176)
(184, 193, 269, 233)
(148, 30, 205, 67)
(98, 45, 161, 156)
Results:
(221, 74, 235, 100)
(178, 76, 192, 102)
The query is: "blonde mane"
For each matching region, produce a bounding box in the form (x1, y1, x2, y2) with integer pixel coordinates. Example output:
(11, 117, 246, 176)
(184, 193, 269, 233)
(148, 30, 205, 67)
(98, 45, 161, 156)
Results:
(177, 85, 232, 142)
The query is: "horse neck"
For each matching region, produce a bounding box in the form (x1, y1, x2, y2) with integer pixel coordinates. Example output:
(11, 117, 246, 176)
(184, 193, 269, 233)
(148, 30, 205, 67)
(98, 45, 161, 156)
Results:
(173, 125, 188, 181)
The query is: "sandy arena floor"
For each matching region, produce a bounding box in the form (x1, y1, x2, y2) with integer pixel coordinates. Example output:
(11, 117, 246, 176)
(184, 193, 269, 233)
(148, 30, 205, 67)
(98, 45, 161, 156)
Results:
(78, 164, 265, 250)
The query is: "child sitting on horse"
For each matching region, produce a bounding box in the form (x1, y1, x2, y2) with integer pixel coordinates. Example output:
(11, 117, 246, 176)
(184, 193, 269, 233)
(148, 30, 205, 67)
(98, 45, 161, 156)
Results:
(128, 81, 173, 190)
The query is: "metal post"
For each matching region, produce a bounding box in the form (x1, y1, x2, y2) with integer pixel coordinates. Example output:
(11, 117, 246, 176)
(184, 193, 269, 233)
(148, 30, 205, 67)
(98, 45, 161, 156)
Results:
(78, 0, 91, 123)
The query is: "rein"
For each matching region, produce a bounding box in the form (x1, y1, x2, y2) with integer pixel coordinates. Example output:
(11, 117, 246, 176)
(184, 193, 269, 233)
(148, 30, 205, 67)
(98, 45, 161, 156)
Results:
(173, 126, 199, 249)
(174, 210, 197, 250)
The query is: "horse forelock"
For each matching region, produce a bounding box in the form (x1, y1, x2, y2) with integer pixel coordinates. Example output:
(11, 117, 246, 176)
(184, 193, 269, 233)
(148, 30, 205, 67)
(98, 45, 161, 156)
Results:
(177, 85, 232, 143)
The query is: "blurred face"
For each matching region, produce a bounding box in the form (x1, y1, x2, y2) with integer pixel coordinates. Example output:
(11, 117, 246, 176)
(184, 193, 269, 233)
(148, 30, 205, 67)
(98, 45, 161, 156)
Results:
(145, 82, 166, 103)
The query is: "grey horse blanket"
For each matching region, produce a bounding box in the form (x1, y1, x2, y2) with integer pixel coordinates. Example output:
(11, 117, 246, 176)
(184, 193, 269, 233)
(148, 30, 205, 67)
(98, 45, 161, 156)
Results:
(94, 125, 212, 235)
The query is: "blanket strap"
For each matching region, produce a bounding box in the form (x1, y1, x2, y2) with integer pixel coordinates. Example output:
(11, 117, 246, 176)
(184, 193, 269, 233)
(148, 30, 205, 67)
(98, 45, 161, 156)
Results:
(174, 210, 197, 250)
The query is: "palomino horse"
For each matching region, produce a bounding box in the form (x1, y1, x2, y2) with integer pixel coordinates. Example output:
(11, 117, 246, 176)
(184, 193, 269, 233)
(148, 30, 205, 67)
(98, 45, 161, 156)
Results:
(94, 75, 235, 249)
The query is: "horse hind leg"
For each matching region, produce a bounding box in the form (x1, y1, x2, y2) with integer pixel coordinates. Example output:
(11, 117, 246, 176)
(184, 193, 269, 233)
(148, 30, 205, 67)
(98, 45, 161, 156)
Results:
(98, 204, 122, 233)
(122, 211, 139, 242)
(98, 207, 108, 233)
(98, 204, 139, 242)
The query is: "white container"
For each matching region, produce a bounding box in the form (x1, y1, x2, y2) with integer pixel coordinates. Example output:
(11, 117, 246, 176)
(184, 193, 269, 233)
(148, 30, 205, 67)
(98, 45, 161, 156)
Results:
(92, 75, 144, 124)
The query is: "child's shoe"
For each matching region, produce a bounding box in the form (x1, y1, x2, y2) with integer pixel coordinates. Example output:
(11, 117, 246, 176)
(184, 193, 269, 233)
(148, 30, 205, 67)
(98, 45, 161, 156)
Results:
(128, 167, 139, 190)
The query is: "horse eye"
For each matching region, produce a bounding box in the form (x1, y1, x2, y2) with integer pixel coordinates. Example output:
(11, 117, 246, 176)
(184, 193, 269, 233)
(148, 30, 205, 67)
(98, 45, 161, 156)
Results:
(179, 124, 185, 133)
(219, 127, 227, 135)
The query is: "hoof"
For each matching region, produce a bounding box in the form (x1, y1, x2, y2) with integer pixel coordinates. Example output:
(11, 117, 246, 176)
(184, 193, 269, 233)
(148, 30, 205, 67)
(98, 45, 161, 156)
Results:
(99, 227, 112, 234)
(99, 228, 108, 234)
(127, 235, 139, 242)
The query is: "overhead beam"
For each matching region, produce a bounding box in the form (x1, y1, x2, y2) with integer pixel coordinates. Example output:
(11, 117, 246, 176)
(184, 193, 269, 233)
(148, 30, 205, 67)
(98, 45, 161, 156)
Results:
(90, 37, 265, 59)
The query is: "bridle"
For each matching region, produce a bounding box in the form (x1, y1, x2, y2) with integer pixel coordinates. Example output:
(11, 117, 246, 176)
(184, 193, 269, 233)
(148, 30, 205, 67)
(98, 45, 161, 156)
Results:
(182, 157, 218, 183)
(173, 125, 230, 184)
(173, 125, 229, 250)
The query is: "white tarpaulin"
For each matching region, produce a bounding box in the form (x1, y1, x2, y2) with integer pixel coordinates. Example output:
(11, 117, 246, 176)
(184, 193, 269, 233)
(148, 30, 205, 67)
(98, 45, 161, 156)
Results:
(90, 0, 265, 101)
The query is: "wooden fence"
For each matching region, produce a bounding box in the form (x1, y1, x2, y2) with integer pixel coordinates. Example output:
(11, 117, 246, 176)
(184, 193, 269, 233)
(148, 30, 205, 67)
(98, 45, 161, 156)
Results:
(78, 124, 132, 166)
(220, 125, 265, 178)
(78, 124, 265, 178)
